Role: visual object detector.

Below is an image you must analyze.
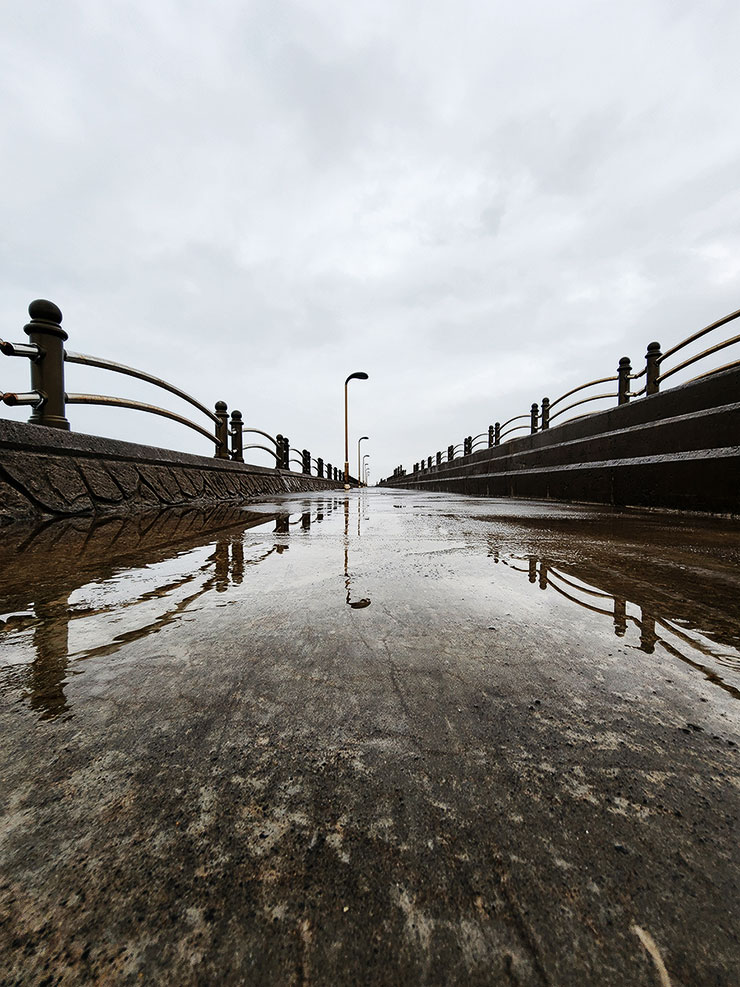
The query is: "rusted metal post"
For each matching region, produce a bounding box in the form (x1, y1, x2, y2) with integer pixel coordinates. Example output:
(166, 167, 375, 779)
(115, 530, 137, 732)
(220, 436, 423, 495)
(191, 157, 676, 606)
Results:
(488, 425, 494, 447)
(317, 457, 324, 478)
(447, 445, 454, 461)
(646, 342, 662, 395)
(214, 401, 229, 458)
(617, 357, 632, 405)
(494, 422, 501, 445)
(24, 299, 70, 430)
(302, 449, 310, 474)
(530, 403, 538, 434)
(466, 435, 472, 456)
(229, 410, 244, 461)
(540, 398, 549, 429)
(275, 434, 284, 470)
(282, 436, 290, 470)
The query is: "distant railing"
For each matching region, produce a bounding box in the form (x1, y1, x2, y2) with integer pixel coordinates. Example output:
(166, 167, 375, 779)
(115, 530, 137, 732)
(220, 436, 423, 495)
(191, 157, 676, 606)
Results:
(1, 299, 344, 481)
(388, 304, 740, 482)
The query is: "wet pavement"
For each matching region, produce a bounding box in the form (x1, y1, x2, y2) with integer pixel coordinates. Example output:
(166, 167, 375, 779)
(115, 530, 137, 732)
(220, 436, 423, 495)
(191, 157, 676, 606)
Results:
(0, 489, 738, 986)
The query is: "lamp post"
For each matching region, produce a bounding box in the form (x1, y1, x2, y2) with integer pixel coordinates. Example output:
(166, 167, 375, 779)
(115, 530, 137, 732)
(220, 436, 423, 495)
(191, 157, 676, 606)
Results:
(362, 452, 370, 487)
(344, 372, 369, 490)
(357, 436, 369, 487)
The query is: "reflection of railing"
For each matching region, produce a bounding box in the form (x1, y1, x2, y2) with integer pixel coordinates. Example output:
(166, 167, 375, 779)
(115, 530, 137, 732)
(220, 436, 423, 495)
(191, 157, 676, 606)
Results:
(0, 502, 341, 720)
(503, 554, 740, 700)
(387, 304, 739, 483)
(1, 299, 343, 480)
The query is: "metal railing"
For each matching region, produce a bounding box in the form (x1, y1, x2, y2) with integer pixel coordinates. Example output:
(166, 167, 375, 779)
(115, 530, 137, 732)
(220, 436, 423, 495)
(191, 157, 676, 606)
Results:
(1, 299, 343, 480)
(392, 304, 739, 481)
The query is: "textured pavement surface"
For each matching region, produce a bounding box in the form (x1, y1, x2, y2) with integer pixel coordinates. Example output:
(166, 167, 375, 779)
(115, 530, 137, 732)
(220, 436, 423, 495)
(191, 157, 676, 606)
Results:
(1, 490, 738, 985)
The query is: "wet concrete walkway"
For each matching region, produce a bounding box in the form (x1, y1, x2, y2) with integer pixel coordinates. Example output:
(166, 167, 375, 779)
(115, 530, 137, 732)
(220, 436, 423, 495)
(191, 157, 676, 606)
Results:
(1, 490, 738, 985)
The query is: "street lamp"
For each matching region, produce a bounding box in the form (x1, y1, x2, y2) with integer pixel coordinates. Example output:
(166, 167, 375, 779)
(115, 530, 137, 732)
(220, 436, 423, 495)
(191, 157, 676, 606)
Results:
(362, 452, 370, 484)
(357, 436, 369, 487)
(344, 372, 369, 490)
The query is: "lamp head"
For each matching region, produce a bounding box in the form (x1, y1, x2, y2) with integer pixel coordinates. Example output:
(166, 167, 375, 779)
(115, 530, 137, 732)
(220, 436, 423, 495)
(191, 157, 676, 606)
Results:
(345, 371, 369, 385)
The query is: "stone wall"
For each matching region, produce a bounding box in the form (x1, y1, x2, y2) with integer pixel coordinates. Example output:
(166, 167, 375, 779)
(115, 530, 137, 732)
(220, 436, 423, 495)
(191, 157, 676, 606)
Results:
(0, 419, 341, 522)
(383, 365, 740, 514)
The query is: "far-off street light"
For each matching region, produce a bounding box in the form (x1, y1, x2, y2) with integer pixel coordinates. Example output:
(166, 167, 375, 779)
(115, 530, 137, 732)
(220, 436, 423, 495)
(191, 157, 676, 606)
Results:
(344, 372, 368, 489)
(357, 436, 369, 487)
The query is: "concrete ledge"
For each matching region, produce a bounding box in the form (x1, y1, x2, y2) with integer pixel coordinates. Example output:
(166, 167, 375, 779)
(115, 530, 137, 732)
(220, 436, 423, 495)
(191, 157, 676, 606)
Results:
(386, 365, 740, 514)
(0, 419, 342, 522)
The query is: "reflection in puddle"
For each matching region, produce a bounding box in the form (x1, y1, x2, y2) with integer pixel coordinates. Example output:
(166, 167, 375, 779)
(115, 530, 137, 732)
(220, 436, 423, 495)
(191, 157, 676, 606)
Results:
(501, 553, 740, 700)
(0, 502, 344, 721)
(344, 497, 371, 609)
(2, 494, 737, 724)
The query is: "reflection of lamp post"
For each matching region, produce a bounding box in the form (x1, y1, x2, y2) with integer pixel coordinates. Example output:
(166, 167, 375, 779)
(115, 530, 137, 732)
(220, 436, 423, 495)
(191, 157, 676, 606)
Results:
(344, 498, 371, 608)
(357, 436, 369, 488)
(345, 372, 369, 490)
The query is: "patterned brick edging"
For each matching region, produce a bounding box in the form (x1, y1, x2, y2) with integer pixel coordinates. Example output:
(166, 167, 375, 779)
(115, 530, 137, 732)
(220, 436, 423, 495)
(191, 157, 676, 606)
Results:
(0, 420, 341, 522)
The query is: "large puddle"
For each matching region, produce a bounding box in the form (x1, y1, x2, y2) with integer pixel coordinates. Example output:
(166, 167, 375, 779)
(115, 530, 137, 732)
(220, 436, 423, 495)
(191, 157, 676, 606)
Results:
(1, 490, 739, 722)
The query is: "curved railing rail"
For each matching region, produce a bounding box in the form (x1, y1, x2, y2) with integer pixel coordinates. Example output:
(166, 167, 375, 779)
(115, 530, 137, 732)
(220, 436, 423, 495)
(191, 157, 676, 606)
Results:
(64, 351, 220, 425)
(1, 299, 345, 482)
(387, 303, 739, 483)
(64, 393, 220, 446)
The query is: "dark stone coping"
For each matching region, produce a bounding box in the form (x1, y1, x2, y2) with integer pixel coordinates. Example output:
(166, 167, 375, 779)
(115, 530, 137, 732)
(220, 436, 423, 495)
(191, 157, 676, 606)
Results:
(0, 419, 342, 522)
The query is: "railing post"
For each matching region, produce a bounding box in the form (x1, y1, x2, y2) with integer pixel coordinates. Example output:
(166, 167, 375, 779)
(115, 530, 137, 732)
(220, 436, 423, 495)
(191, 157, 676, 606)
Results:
(334, 467, 339, 482)
(302, 449, 310, 474)
(447, 445, 453, 461)
(488, 425, 494, 447)
(282, 435, 290, 470)
(646, 342, 662, 395)
(530, 403, 538, 434)
(436, 451, 441, 466)
(317, 457, 324, 478)
(229, 410, 244, 461)
(414, 462, 419, 473)
(494, 422, 501, 445)
(617, 357, 632, 405)
(276, 434, 284, 470)
(24, 299, 70, 430)
(325, 461, 330, 480)
(427, 455, 432, 470)
(214, 401, 229, 458)
(540, 398, 549, 430)
(466, 435, 472, 456)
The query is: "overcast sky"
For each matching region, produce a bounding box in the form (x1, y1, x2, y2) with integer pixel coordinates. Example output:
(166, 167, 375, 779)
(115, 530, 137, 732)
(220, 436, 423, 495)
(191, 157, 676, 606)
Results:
(2, 0, 739, 481)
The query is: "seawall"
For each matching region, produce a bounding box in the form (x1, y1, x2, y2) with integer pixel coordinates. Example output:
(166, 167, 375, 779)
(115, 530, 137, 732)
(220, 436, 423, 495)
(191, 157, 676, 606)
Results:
(0, 419, 341, 522)
(384, 365, 740, 514)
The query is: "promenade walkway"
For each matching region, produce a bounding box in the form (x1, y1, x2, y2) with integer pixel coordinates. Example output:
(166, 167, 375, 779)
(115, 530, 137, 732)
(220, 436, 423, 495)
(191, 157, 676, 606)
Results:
(1, 489, 738, 985)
